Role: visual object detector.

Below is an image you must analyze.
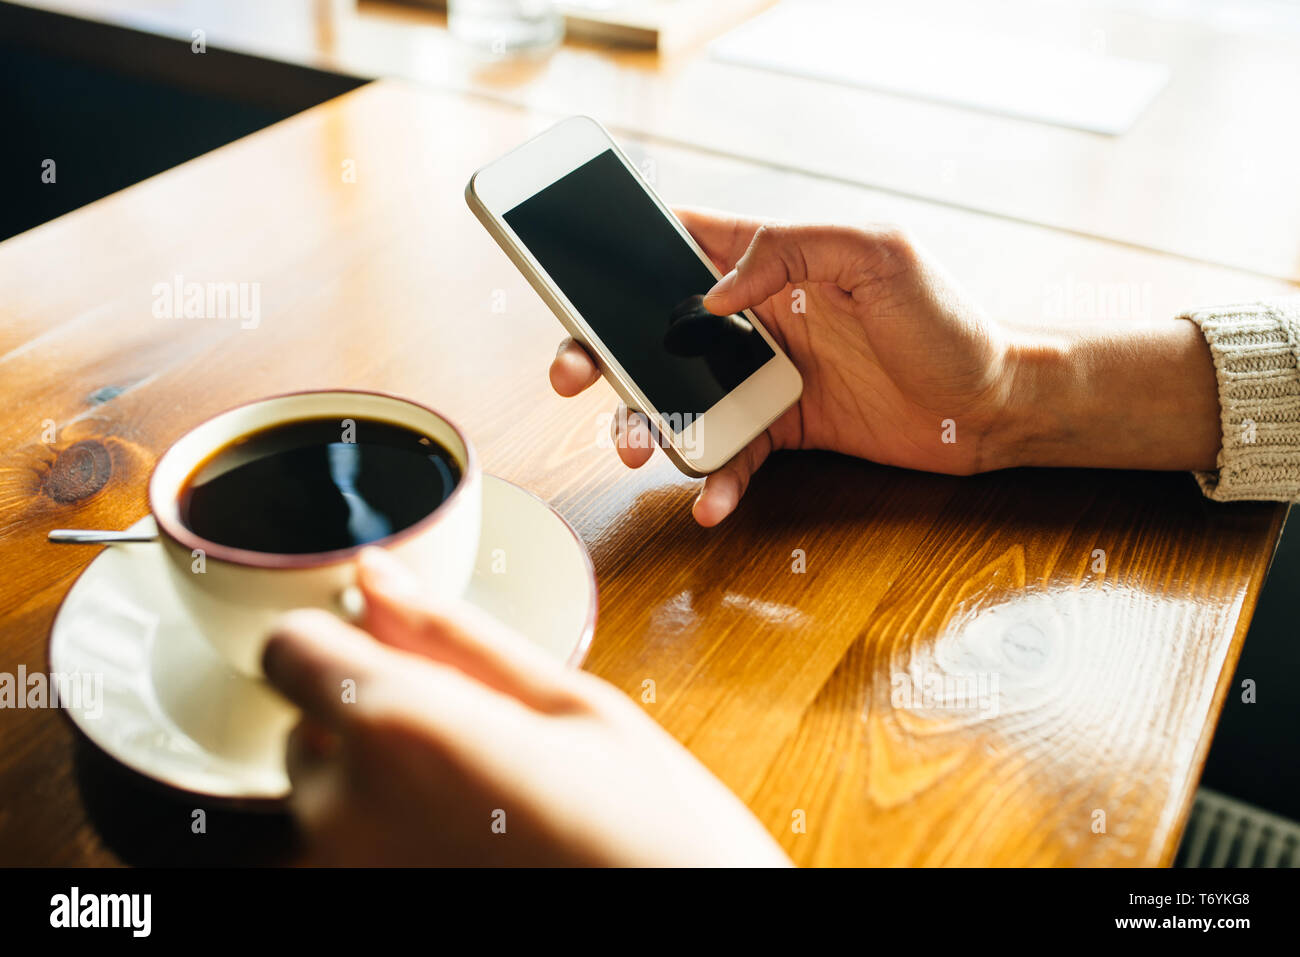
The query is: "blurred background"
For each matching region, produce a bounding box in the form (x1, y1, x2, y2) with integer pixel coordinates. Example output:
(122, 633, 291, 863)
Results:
(3, 0, 1297, 866)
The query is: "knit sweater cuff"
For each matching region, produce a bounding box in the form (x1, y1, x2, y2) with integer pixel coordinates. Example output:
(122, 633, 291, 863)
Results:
(1182, 295, 1300, 502)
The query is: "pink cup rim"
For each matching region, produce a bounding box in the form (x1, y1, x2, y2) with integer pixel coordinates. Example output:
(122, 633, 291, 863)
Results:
(147, 389, 479, 570)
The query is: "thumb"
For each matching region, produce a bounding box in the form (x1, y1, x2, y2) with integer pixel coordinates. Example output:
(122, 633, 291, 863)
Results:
(702, 223, 901, 317)
(356, 547, 583, 713)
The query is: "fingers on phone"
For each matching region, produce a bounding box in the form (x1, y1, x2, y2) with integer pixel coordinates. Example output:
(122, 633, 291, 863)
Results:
(692, 432, 773, 527)
(673, 206, 764, 275)
(610, 403, 655, 469)
(703, 222, 867, 317)
(549, 338, 600, 397)
(548, 344, 654, 470)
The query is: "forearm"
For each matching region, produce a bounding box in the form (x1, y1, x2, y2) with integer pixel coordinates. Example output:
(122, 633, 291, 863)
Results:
(993, 318, 1222, 472)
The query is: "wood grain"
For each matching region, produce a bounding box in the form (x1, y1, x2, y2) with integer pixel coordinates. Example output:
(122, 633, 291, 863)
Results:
(0, 79, 1292, 865)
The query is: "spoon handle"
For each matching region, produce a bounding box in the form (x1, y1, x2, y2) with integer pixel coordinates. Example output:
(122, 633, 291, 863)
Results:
(47, 529, 159, 545)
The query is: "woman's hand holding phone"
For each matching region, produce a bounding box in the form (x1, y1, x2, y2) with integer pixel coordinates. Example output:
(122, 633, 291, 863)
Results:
(550, 207, 1017, 526)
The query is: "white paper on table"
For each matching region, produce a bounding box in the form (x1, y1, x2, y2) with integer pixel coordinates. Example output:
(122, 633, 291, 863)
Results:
(709, 0, 1170, 135)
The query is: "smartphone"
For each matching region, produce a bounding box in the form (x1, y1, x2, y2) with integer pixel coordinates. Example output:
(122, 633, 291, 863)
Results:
(465, 116, 802, 477)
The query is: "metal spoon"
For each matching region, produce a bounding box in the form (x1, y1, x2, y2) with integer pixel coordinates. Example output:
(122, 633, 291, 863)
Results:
(48, 529, 159, 544)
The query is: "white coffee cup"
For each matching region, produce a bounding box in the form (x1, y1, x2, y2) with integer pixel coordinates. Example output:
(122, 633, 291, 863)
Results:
(148, 390, 481, 678)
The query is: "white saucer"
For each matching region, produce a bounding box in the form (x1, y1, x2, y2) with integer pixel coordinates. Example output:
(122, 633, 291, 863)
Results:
(47, 474, 597, 803)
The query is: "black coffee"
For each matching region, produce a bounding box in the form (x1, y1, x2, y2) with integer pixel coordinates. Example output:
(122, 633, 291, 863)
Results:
(178, 416, 461, 554)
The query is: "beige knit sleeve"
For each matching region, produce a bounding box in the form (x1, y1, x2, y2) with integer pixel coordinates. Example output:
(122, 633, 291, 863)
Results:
(1182, 295, 1300, 502)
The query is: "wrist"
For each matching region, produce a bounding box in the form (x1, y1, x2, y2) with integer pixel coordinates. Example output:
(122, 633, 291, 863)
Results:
(985, 330, 1072, 471)
(989, 320, 1222, 472)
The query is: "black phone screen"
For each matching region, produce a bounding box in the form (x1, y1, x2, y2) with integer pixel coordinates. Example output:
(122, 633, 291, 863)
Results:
(503, 149, 774, 432)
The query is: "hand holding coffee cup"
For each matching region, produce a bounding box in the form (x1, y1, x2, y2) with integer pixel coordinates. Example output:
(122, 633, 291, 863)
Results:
(147, 390, 481, 678)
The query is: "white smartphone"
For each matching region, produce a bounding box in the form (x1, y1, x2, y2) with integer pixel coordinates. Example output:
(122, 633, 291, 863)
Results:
(465, 116, 802, 477)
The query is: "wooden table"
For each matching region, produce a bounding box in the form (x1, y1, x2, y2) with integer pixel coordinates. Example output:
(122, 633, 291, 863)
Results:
(0, 77, 1294, 866)
(18, 0, 1300, 281)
